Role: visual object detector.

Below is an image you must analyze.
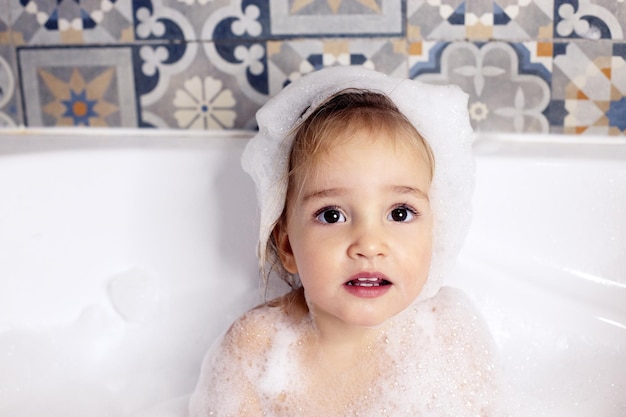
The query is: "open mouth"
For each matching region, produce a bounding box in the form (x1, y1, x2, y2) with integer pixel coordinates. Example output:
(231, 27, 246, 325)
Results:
(345, 277, 392, 287)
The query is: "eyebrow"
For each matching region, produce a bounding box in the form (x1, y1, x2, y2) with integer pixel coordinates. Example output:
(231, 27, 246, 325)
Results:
(301, 188, 346, 203)
(302, 185, 429, 202)
(391, 185, 430, 201)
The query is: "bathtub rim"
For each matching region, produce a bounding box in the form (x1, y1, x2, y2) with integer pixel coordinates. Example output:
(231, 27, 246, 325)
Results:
(2, 127, 626, 165)
(2, 127, 626, 144)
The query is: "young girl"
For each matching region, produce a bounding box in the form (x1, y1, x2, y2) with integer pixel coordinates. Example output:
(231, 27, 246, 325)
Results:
(189, 66, 504, 416)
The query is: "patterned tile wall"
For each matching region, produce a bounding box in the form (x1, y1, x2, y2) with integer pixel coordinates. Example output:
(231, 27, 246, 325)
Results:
(0, 0, 625, 136)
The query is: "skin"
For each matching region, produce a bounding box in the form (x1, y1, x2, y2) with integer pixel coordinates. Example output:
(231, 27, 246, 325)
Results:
(194, 128, 498, 416)
(275, 127, 434, 346)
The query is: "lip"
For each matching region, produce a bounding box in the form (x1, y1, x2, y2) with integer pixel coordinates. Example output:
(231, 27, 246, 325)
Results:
(343, 271, 392, 298)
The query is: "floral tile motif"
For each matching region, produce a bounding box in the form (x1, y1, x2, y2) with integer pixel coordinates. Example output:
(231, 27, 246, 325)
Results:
(200, 0, 269, 41)
(269, 0, 403, 36)
(18, 46, 137, 127)
(411, 40, 552, 133)
(1, 0, 625, 136)
(266, 39, 408, 95)
(137, 41, 262, 129)
(0, 44, 21, 127)
(133, 0, 197, 42)
(8, 0, 134, 45)
(554, 0, 626, 40)
(552, 40, 626, 135)
(170, 75, 237, 129)
(132, 0, 267, 42)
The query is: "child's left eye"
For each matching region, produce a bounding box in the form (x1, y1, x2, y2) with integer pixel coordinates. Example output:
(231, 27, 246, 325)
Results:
(388, 206, 417, 222)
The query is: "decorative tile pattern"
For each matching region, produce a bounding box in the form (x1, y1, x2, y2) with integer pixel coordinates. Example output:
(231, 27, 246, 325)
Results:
(9, 0, 135, 45)
(411, 41, 551, 133)
(0, 44, 20, 127)
(0, 0, 11, 45)
(1, 0, 625, 136)
(269, 0, 403, 36)
(552, 40, 626, 135)
(131, 0, 266, 42)
(464, 0, 495, 39)
(137, 42, 262, 129)
(266, 39, 408, 95)
(407, 0, 466, 41)
(554, 0, 626, 40)
(492, 0, 554, 40)
(18, 47, 137, 127)
(408, 0, 554, 41)
(133, 0, 197, 42)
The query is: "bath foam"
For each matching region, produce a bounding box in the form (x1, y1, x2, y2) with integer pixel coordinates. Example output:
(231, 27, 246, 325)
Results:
(189, 288, 507, 417)
(189, 306, 306, 417)
(242, 66, 475, 301)
(0, 271, 258, 417)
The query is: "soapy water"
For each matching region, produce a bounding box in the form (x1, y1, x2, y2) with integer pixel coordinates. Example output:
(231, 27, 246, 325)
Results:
(2, 275, 625, 417)
(0, 267, 257, 417)
(190, 287, 506, 417)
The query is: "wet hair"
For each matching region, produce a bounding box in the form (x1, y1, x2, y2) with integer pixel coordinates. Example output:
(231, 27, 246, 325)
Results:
(264, 89, 435, 290)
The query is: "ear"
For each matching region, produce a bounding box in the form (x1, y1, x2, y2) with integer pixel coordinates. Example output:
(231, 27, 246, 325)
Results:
(273, 223, 298, 274)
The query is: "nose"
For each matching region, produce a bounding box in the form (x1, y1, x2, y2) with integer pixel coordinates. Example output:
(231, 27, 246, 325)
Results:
(347, 220, 388, 260)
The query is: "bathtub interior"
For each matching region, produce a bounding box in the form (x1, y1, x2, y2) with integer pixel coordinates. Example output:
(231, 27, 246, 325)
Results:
(447, 137, 626, 416)
(0, 129, 625, 417)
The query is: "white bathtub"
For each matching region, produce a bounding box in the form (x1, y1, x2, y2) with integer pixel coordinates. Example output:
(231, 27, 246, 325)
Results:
(0, 129, 624, 417)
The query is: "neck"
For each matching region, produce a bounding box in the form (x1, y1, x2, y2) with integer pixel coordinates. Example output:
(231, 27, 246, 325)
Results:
(307, 309, 388, 354)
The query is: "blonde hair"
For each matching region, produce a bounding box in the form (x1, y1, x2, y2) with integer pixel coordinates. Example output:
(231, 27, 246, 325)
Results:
(264, 88, 435, 289)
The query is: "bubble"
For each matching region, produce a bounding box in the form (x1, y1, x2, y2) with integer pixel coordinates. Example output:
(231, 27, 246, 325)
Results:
(189, 287, 512, 417)
(107, 268, 160, 323)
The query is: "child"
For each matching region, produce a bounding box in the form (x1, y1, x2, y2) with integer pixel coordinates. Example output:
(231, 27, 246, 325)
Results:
(189, 66, 503, 416)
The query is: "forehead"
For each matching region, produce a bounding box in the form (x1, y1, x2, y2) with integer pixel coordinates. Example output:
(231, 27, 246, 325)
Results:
(311, 125, 431, 172)
(300, 128, 432, 189)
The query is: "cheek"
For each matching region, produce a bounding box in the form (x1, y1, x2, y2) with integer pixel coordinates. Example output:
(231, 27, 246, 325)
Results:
(406, 231, 434, 284)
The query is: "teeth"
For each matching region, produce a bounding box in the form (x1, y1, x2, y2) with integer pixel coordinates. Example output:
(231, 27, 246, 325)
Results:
(348, 277, 383, 287)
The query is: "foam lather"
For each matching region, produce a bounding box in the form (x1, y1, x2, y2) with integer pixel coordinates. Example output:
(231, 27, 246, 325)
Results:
(241, 66, 475, 300)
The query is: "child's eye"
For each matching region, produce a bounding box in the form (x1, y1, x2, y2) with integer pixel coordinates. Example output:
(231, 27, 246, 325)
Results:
(388, 205, 417, 222)
(315, 207, 346, 224)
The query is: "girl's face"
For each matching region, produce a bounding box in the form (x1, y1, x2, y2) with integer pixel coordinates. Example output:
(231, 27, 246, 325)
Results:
(276, 129, 434, 331)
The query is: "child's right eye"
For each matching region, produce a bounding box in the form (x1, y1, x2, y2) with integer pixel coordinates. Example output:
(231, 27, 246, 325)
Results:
(315, 208, 346, 224)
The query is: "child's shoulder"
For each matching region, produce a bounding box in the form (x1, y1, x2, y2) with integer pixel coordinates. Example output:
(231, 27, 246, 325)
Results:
(222, 288, 308, 356)
(426, 286, 495, 352)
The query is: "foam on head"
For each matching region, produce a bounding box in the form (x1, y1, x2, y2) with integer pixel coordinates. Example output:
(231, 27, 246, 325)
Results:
(241, 66, 475, 300)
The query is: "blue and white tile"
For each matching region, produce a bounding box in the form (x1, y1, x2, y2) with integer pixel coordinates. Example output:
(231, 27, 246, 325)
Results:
(1, 0, 11, 44)
(492, 0, 554, 40)
(407, 0, 466, 41)
(266, 39, 408, 96)
(200, 0, 269, 41)
(136, 41, 264, 129)
(411, 40, 552, 133)
(269, 0, 403, 37)
(133, 0, 196, 42)
(133, 0, 269, 42)
(0, 44, 21, 127)
(9, 0, 134, 45)
(551, 40, 626, 135)
(554, 0, 626, 40)
(18, 46, 137, 127)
